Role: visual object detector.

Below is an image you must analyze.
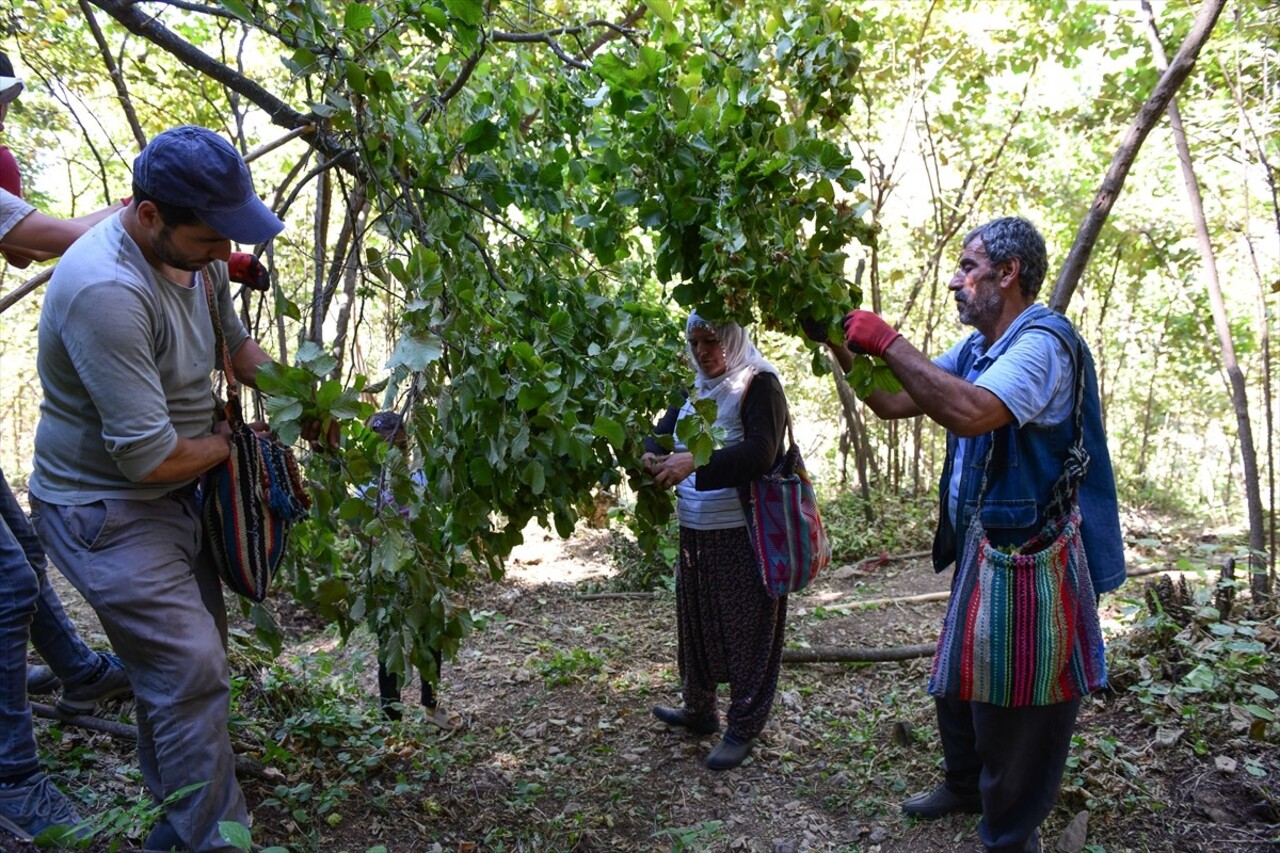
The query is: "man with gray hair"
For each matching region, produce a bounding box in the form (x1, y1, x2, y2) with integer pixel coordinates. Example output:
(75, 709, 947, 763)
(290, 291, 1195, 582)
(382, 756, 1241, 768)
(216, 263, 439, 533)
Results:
(821, 217, 1125, 852)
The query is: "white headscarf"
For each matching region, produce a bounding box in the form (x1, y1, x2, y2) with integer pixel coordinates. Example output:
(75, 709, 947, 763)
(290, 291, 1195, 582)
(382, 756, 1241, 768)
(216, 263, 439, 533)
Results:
(686, 312, 779, 426)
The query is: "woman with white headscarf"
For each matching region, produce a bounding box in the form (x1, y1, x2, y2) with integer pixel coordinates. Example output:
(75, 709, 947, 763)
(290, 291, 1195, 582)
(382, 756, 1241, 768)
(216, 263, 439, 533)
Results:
(641, 312, 789, 771)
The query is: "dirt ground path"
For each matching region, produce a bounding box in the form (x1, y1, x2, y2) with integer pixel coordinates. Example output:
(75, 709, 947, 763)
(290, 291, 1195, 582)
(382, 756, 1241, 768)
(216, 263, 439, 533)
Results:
(25, 523, 1280, 852)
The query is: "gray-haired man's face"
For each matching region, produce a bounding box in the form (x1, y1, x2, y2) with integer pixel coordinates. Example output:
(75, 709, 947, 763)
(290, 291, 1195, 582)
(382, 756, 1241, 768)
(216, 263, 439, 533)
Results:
(950, 240, 1004, 329)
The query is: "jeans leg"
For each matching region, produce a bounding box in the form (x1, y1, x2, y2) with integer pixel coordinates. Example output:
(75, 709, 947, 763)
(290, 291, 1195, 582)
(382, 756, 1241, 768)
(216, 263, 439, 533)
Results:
(0, 500, 40, 781)
(31, 493, 247, 852)
(0, 471, 97, 687)
(972, 699, 1081, 852)
(935, 696, 982, 796)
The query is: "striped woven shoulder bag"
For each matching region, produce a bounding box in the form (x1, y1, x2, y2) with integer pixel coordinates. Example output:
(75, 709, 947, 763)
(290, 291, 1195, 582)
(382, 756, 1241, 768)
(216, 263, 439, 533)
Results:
(200, 266, 311, 602)
(927, 333, 1108, 707)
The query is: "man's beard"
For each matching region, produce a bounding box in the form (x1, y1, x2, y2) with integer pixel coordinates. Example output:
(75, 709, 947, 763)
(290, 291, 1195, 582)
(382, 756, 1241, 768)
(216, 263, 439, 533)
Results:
(956, 272, 1001, 327)
(151, 226, 205, 272)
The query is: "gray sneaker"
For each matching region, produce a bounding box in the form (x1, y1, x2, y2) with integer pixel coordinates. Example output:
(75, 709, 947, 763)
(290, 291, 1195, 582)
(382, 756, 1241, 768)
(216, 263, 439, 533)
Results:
(26, 663, 61, 696)
(0, 773, 87, 840)
(57, 652, 132, 715)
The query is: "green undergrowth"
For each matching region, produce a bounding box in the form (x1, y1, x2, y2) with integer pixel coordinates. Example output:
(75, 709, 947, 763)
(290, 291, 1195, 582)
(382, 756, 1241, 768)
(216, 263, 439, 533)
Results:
(36, 633, 428, 851)
(1064, 552, 1280, 841)
(818, 487, 936, 562)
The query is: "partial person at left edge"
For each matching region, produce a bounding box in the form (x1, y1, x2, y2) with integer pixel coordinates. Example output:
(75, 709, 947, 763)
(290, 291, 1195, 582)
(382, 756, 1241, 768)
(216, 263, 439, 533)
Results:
(26, 125, 309, 852)
(0, 48, 133, 843)
(0, 52, 125, 268)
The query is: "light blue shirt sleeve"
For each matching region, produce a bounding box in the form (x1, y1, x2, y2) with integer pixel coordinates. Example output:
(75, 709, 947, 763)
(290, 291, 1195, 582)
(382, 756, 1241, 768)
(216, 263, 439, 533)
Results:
(973, 330, 1074, 427)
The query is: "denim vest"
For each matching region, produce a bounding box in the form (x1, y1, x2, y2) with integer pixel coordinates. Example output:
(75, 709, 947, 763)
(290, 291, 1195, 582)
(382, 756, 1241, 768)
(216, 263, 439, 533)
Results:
(930, 305, 1127, 594)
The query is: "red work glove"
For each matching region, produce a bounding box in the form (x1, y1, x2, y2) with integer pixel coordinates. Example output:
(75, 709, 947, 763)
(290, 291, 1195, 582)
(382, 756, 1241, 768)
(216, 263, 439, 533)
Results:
(228, 252, 270, 291)
(843, 310, 901, 357)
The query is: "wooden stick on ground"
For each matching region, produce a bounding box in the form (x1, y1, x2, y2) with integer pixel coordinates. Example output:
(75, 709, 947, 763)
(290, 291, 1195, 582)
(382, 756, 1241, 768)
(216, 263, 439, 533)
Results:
(572, 564, 1185, 612)
(782, 643, 935, 664)
(1126, 564, 1188, 580)
(847, 549, 932, 571)
(31, 701, 136, 740)
(30, 702, 284, 782)
(814, 590, 952, 613)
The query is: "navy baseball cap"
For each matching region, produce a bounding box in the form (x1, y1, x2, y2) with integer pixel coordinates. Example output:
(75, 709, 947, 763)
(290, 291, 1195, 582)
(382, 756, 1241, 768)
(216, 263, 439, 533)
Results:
(0, 53, 24, 105)
(133, 126, 284, 244)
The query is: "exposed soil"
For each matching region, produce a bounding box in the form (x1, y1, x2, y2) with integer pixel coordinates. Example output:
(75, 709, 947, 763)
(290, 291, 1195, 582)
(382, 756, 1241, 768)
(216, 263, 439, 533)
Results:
(10, 524, 1280, 852)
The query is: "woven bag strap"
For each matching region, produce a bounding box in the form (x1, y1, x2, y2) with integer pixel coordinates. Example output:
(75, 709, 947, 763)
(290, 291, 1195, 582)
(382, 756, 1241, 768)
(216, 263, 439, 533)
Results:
(202, 264, 244, 427)
(974, 326, 1088, 514)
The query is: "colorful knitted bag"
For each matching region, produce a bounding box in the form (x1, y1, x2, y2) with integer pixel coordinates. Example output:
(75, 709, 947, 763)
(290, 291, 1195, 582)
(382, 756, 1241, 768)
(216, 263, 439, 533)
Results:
(929, 505, 1107, 706)
(928, 333, 1107, 706)
(745, 419, 832, 599)
(200, 267, 311, 602)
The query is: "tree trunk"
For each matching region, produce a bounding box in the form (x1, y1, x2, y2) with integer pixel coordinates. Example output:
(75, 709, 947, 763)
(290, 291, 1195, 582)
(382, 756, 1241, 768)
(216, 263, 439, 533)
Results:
(1253, 255, 1277, 584)
(1142, 0, 1269, 599)
(309, 169, 332, 344)
(1093, 244, 1124, 425)
(828, 351, 874, 522)
(1049, 0, 1227, 312)
(331, 186, 371, 382)
(1219, 54, 1280, 584)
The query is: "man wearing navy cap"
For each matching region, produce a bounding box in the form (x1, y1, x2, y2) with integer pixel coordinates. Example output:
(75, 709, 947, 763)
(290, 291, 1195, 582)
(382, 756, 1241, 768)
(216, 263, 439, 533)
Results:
(27, 126, 285, 852)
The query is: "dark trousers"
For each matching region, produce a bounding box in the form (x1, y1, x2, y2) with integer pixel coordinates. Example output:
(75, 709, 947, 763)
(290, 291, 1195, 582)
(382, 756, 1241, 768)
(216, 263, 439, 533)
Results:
(377, 649, 442, 712)
(936, 695, 1081, 853)
(676, 526, 787, 741)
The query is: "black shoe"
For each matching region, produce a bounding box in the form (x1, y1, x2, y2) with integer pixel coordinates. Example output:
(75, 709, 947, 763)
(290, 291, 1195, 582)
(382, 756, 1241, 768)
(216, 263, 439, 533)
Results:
(651, 705, 719, 736)
(57, 653, 132, 715)
(901, 783, 982, 819)
(26, 664, 61, 696)
(143, 818, 187, 851)
(706, 733, 754, 771)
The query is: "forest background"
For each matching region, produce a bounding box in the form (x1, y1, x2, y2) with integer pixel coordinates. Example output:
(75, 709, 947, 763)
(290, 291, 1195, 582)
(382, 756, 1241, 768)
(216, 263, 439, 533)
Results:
(0, 0, 1277, 849)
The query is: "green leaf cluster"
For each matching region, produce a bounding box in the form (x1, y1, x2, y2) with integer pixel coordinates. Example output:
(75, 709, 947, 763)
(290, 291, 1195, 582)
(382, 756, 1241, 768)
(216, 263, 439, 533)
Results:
(183, 0, 879, 675)
(577, 4, 874, 331)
